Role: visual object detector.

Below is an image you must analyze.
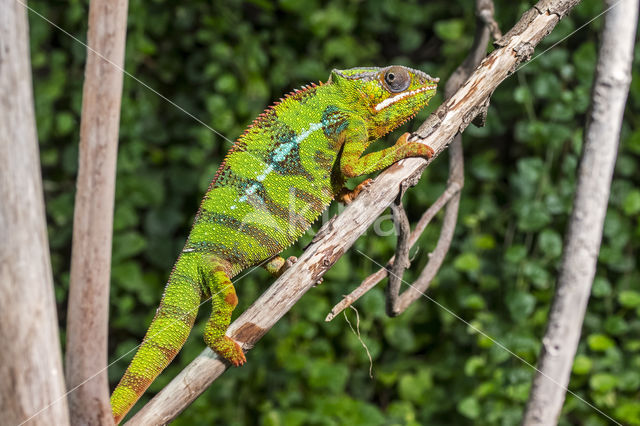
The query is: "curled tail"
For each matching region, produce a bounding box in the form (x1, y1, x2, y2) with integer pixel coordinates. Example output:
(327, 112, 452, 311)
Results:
(110, 254, 202, 423)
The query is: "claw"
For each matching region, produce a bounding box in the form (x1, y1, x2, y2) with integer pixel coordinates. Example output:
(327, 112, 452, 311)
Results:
(396, 132, 411, 145)
(229, 342, 247, 366)
(285, 256, 298, 268)
(338, 178, 373, 204)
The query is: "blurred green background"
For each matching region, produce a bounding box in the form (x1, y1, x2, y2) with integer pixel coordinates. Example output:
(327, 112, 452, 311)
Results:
(28, 0, 639, 424)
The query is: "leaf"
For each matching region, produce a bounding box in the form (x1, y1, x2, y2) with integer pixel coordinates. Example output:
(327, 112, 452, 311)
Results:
(616, 154, 637, 177)
(462, 294, 486, 310)
(619, 290, 640, 308)
(614, 400, 640, 425)
(626, 129, 640, 154)
(454, 253, 480, 272)
(589, 373, 618, 392)
(587, 334, 615, 352)
(384, 323, 416, 352)
(618, 371, 640, 392)
(434, 19, 465, 41)
(507, 291, 536, 321)
(523, 261, 550, 289)
(516, 201, 552, 232)
(464, 356, 486, 376)
(592, 277, 612, 298)
(623, 190, 640, 215)
(537, 229, 563, 258)
(55, 111, 75, 136)
(398, 369, 433, 403)
(307, 360, 348, 393)
(505, 245, 527, 263)
(112, 232, 147, 262)
(457, 396, 481, 419)
(473, 234, 496, 250)
(572, 355, 592, 375)
(604, 316, 629, 336)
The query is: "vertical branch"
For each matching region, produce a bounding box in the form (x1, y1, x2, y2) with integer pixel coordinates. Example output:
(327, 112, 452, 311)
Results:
(522, 0, 638, 424)
(0, 2, 70, 424)
(387, 198, 411, 316)
(65, 0, 128, 424)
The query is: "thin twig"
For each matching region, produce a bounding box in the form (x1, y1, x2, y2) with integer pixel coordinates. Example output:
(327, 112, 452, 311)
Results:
(343, 306, 374, 379)
(387, 199, 412, 316)
(324, 181, 462, 321)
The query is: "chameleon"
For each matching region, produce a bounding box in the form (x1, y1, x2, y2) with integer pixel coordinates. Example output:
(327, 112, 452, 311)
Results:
(110, 65, 438, 422)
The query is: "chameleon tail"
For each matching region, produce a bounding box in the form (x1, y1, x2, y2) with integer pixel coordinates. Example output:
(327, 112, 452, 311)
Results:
(110, 253, 202, 423)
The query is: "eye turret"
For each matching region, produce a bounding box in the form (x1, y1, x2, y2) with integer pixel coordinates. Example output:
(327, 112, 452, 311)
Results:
(383, 67, 410, 92)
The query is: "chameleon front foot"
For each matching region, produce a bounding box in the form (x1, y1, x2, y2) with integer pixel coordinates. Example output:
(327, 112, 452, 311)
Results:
(264, 255, 298, 277)
(337, 178, 373, 204)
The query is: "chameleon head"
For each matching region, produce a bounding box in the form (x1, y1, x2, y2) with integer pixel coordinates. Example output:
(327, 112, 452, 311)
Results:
(329, 65, 439, 138)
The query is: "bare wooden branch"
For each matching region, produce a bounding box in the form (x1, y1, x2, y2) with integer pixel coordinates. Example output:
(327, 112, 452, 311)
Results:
(64, 1, 128, 424)
(447, 0, 496, 96)
(386, 199, 411, 316)
(390, 143, 463, 314)
(325, 179, 461, 321)
(0, 3, 70, 424)
(522, 0, 638, 424)
(478, 0, 502, 41)
(127, 1, 582, 423)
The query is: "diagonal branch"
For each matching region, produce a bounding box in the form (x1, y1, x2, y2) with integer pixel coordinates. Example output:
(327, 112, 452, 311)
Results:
(127, 1, 582, 423)
(325, 179, 462, 321)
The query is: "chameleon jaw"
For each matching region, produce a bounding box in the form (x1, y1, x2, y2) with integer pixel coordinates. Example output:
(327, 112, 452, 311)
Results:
(373, 84, 437, 112)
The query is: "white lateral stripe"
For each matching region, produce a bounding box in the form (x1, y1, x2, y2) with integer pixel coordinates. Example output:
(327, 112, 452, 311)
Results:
(374, 86, 435, 111)
(236, 121, 325, 203)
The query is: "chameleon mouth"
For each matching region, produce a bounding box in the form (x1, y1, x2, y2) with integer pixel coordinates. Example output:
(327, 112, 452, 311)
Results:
(374, 83, 437, 112)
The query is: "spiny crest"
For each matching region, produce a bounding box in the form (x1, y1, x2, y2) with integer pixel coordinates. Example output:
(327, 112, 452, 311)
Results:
(236, 81, 323, 141)
(210, 81, 323, 187)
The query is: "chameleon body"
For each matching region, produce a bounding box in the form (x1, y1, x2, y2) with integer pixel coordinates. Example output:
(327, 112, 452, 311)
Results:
(111, 66, 438, 422)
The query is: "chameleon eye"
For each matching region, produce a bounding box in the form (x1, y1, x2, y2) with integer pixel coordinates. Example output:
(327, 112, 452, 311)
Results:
(383, 67, 410, 93)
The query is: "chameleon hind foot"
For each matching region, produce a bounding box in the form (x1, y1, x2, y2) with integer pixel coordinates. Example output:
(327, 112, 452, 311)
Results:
(202, 256, 246, 366)
(205, 333, 246, 366)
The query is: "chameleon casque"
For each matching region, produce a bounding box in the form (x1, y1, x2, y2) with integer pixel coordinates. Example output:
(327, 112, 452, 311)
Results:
(110, 65, 438, 422)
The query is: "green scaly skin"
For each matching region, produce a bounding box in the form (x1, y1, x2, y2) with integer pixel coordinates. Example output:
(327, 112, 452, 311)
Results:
(111, 65, 438, 422)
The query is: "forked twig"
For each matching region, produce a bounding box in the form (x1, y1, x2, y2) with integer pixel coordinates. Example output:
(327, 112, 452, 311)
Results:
(327, 0, 499, 321)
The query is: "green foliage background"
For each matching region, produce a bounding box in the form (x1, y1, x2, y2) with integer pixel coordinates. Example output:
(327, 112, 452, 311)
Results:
(29, 0, 639, 424)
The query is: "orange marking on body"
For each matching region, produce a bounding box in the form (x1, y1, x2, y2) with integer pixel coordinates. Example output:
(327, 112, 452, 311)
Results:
(119, 371, 153, 396)
(225, 291, 238, 307)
